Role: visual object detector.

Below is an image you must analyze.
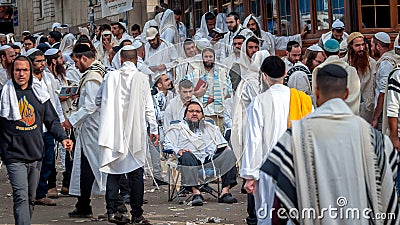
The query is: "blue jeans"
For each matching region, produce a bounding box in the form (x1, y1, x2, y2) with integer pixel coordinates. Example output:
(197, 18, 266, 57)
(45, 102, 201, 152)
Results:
(7, 161, 41, 225)
(36, 132, 55, 199)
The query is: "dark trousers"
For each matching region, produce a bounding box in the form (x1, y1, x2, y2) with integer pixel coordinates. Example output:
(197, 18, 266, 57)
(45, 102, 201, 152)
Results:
(246, 193, 257, 225)
(75, 152, 95, 213)
(178, 149, 237, 188)
(36, 132, 56, 199)
(7, 161, 41, 225)
(105, 167, 144, 218)
(62, 129, 75, 188)
(119, 174, 130, 197)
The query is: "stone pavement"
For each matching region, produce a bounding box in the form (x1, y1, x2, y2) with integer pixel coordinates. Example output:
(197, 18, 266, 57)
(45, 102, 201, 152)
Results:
(0, 163, 248, 225)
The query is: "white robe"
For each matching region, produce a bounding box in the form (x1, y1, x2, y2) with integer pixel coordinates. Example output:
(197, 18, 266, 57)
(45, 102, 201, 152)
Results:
(219, 24, 253, 59)
(0, 65, 9, 89)
(69, 69, 106, 195)
(144, 40, 178, 79)
(241, 84, 291, 225)
(98, 61, 158, 174)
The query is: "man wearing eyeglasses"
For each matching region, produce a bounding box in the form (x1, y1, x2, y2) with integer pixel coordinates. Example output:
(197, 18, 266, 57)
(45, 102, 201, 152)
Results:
(26, 49, 66, 206)
(164, 101, 238, 206)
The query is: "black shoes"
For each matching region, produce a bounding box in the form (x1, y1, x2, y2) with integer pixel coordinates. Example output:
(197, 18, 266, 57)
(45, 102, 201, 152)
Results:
(108, 212, 131, 225)
(218, 193, 238, 204)
(191, 194, 204, 206)
(131, 215, 151, 225)
(68, 208, 93, 218)
(152, 178, 168, 186)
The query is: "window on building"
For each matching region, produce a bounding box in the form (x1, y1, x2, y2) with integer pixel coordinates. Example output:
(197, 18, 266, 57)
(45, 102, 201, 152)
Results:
(265, 0, 277, 34)
(38, 0, 44, 18)
(361, 0, 390, 28)
(279, 0, 292, 36)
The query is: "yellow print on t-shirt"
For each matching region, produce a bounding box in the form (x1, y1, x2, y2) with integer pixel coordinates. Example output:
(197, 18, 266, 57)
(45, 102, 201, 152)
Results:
(18, 96, 36, 127)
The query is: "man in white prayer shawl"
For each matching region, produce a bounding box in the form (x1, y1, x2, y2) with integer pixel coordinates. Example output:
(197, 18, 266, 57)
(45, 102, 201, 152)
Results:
(95, 30, 119, 69)
(243, 15, 306, 56)
(193, 12, 223, 43)
(0, 56, 73, 225)
(159, 9, 179, 44)
(164, 79, 199, 130)
(144, 27, 178, 80)
(97, 45, 158, 225)
(262, 64, 399, 225)
(62, 44, 107, 219)
(219, 12, 254, 60)
(0, 44, 16, 88)
(241, 56, 313, 225)
(164, 101, 238, 206)
(175, 38, 202, 82)
(110, 22, 133, 45)
(221, 35, 245, 72)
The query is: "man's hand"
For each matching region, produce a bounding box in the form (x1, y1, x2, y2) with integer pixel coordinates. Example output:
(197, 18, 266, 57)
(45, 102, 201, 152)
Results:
(63, 119, 72, 130)
(244, 179, 256, 194)
(390, 135, 400, 151)
(300, 24, 308, 38)
(194, 83, 207, 97)
(210, 36, 222, 45)
(62, 139, 74, 151)
(150, 134, 159, 147)
(371, 119, 378, 128)
(177, 149, 191, 156)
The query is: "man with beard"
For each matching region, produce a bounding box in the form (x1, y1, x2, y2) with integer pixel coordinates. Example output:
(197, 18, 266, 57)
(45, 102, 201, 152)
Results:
(48, 31, 62, 49)
(318, 19, 349, 53)
(164, 79, 199, 130)
(219, 12, 253, 59)
(283, 41, 302, 72)
(342, 32, 376, 122)
(110, 22, 132, 45)
(144, 27, 178, 80)
(243, 15, 306, 56)
(371, 32, 400, 129)
(164, 101, 238, 206)
(242, 56, 313, 225)
(193, 12, 223, 44)
(175, 39, 201, 82)
(63, 44, 107, 218)
(0, 45, 16, 88)
(185, 48, 232, 131)
(285, 45, 325, 95)
(95, 30, 119, 69)
(222, 35, 245, 71)
(312, 39, 360, 115)
(26, 49, 66, 206)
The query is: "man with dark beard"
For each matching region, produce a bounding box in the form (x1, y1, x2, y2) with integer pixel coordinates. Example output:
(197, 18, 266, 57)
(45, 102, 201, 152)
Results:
(26, 49, 66, 206)
(285, 44, 325, 95)
(184, 48, 232, 131)
(371, 32, 400, 129)
(164, 101, 238, 206)
(342, 32, 377, 122)
(219, 12, 253, 59)
(243, 15, 307, 56)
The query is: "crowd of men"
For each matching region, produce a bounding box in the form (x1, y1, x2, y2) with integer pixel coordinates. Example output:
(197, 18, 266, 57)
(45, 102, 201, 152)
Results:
(0, 6, 400, 225)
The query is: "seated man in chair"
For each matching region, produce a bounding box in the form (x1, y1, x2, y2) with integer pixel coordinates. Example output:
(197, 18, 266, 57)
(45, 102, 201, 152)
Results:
(164, 101, 238, 206)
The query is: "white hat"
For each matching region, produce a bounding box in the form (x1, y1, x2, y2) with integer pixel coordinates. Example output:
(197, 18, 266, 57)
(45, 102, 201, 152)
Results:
(307, 44, 324, 52)
(24, 48, 40, 57)
(44, 48, 59, 56)
(13, 42, 22, 48)
(117, 22, 127, 32)
(146, 27, 158, 40)
(120, 45, 136, 51)
(132, 39, 143, 49)
(0, 45, 11, 51)
(196, 38, 211, 51)
(51, 22, 61, 31)
(374, 32, 391, 44)
(332, 19, 345, 30)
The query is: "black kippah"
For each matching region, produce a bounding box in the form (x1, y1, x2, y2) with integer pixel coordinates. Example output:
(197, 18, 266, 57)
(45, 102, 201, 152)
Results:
(72, 44, 92, 53)
(318, 64, 347, 78)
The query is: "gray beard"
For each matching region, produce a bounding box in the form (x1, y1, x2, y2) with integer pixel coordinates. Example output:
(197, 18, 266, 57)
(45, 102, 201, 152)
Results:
(185, 118, 206, 133)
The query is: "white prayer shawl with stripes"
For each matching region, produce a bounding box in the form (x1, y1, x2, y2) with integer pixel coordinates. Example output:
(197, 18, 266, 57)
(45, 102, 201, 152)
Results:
(262, 98, 399, 225)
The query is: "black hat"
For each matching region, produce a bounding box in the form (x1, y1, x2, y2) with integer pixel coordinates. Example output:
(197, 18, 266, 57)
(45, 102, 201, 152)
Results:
(72, 44, 92, 53)
(318, 64, 347, 78)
